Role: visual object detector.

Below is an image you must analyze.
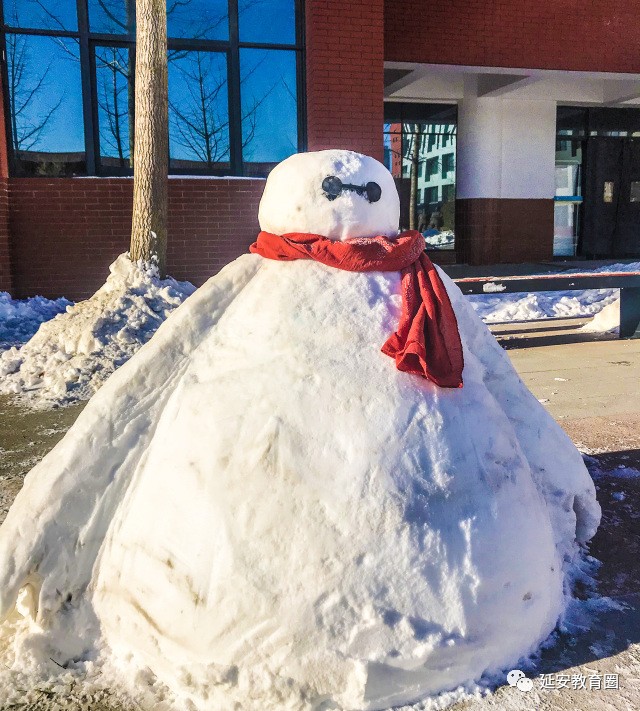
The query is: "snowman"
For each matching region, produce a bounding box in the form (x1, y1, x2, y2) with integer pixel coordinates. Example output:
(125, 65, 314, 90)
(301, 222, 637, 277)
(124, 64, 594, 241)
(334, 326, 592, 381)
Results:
(0, 150, 599, 711)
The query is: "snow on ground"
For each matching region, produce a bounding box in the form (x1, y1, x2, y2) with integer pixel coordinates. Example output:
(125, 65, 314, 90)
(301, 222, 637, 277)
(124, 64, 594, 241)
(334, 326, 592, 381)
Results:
(0, 254, 194, 409)
(424, 230, 455, 250)
(580, 298, 620, 334)
(469, 261, 640, 324)
(470, 288, 618, 323)
(0, 292, 71, 350)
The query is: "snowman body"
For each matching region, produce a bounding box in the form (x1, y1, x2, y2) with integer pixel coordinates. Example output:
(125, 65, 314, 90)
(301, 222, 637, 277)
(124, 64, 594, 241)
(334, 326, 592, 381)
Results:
(0, 151, 599, 711)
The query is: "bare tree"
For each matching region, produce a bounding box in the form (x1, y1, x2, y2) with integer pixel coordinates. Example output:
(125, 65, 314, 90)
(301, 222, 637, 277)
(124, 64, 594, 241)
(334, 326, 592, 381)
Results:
(169, 52, 229, 168)
(96, 47, 131, 167)
(5, 32, 63, 153)
(408, 123, 425, 231)
(168, 48, 280, 167)
(129, 0, 169, 275)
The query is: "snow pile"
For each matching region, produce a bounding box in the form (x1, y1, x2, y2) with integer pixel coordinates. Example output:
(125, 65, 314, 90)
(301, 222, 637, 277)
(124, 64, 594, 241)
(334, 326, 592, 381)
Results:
(469, 261, 639, 324)
(580, 298, 620, 334)
(0, 152, 600, 710)
(0, 254, 195, 408)
(424, 230, 454, 250)
(0, 292, 71, 350)
(470, 288, 617, 323)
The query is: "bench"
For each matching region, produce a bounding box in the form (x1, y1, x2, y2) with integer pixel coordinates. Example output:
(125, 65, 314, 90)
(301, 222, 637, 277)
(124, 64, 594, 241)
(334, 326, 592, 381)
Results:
(451, 272, 640, 339)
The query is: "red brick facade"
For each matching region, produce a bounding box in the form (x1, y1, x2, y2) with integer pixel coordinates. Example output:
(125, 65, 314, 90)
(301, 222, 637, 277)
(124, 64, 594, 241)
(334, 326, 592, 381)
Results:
(384, 0, 640, 73)
(10, 179, 264, 300)
(0, 73, 10, 293)
(305, 0, 384, 160)
(0, 180, 9, 293)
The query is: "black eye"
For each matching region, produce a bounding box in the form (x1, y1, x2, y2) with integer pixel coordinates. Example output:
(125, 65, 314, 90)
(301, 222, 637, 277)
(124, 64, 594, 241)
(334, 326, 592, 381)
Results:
(366, 182, 382, 203)
(322, 175, 342, 200)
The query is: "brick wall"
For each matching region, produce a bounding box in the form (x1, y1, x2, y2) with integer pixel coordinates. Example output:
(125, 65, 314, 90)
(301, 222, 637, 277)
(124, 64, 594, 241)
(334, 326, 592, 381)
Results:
(9, 178, 265, 300)
(384, 0, 640, 73)
(0, 72, 10, 293)
(306, 0, 384, 160)
(0, 179, 9, 293)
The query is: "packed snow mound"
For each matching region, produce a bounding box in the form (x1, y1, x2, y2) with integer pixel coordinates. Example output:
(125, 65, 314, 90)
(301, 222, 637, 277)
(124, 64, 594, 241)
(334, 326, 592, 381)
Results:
(0, 292, 71, 350)
(470, 288, 617, 323)
(258, 149, 400, 240)
(469, 261, 640, 324)
(0, 254, 195, 408)
(0, 256, 600, 711)
(581, 298, 620, 334)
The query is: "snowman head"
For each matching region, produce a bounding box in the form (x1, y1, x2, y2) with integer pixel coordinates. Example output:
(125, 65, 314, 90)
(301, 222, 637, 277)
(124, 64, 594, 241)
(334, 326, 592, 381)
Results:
(258, 149, 400, 241)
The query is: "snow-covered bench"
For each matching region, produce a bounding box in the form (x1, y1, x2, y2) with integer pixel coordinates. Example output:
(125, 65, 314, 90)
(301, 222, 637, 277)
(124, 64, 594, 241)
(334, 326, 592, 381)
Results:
(452, 272, 640, 338)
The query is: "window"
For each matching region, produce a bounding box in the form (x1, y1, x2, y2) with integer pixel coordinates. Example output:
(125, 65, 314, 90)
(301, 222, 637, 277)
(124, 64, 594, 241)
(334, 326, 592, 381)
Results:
(1, 0, 304, 176)
(442, 152, 454, 178)
(425, 186, 438, 205)
(383, 103, 457, 246)
(441, 183, 455, 203)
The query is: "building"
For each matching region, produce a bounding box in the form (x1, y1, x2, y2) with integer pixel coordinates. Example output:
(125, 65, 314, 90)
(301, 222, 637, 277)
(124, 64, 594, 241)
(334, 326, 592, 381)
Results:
(1, 0, 640, 299)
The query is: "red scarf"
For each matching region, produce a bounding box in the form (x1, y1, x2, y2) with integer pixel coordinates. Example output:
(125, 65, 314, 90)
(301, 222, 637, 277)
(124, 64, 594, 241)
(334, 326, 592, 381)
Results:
(249, 230, 464, 388)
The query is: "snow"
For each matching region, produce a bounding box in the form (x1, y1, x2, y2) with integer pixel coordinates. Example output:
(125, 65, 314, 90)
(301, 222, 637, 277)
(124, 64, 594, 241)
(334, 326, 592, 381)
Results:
(0, 254, 195, 409)
(470, 288, 617, 323)
(424, 230, 454, 250)
(0, 151, 600, 711)
(258, 150, 400, 240)
(580, 298, 620, 334)
(482, 282, 506, 293)
(468, 261, 639, 324)
(0, 292, 71, 351)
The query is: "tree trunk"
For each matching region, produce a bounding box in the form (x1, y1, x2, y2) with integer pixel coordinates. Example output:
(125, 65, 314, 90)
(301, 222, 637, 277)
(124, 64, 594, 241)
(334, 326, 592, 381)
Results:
(409, 126, 423, 231)
(130, 0, 168, 277)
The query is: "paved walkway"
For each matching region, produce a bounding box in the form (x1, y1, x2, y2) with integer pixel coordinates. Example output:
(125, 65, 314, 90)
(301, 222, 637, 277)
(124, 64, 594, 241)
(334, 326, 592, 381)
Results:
(447, 324, 640, 711)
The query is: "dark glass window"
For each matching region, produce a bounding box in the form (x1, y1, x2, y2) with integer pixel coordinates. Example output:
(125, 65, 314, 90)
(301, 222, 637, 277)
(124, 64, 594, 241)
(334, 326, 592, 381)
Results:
(5, 34, 85, 175)
(1, 0, 303, 176)
(239, 0, 295, 44)
(240, 48, 297, 170)
(3, 0, 77, 31)
(167, 0, 228, 41)
(442, 152, 454, 177)
(168, 50, 230, 170)
(89, 0, 133, 34)
(96, 45, 134, 169)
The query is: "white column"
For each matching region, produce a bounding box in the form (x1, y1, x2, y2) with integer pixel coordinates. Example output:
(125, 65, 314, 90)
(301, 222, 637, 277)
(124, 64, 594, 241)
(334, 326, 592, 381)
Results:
(457, 77, 557, 200)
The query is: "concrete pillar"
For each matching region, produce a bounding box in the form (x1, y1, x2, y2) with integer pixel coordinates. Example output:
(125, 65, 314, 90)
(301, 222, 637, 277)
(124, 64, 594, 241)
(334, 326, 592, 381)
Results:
(456, 79, 556, 264)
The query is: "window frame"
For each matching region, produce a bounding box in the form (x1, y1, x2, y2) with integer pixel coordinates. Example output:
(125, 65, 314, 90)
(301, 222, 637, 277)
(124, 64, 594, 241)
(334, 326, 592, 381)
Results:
(0, 0, 306, 177)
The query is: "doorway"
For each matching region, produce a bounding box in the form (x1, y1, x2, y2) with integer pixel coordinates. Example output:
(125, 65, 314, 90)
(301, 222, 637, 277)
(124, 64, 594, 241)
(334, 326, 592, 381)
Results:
(582, 136, 640, 258)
